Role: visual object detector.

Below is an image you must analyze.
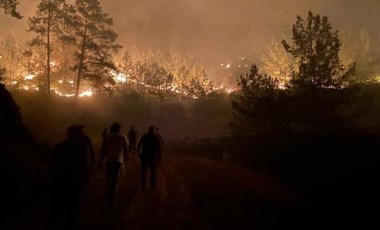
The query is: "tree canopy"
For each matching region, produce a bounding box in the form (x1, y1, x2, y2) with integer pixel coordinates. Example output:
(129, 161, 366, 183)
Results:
(63, 0, 122, 97)
(262, 38, 295, 88)
(121, 48, 214, 102)
(230, 65, 280, 135)
(0, 0, 22, 19)
(27, 0, 69, 95)
(231, 12, 364, 135)
(282, 11, 355, 90)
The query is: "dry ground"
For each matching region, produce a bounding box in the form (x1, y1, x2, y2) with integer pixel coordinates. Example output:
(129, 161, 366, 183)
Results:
(75, 155, 337, 230)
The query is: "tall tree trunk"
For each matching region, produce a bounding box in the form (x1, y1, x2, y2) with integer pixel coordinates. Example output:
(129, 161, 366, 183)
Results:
(75, 16, 88, 98)
(46, 3, 51, 96)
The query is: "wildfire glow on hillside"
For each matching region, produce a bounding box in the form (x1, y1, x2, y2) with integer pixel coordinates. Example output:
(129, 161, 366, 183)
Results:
(9, 69, 236, 98)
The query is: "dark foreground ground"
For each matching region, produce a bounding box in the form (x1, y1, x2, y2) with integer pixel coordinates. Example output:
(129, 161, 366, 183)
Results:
(1, 151, 362, 230)
(3, 85, 379, 230)
(1, 115, 379, 230)
(167, 132, 380, 230)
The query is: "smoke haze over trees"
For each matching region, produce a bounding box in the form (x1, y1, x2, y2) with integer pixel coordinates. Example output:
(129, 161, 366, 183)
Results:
(1, 0, 380, 83)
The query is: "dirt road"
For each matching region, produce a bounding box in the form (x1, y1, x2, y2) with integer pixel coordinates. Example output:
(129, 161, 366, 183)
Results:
(77, 155, 338, 230)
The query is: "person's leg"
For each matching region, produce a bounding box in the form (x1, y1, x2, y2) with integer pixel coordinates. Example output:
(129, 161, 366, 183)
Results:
(140, 158, 148, 191)
(106, 162, 121, 203)
(50, 188, 68, 230)
(67, 186, 82, 230)
(150, 160, 157, 190)
(106, 163, 113, 200)
(131, 142, 136, 155)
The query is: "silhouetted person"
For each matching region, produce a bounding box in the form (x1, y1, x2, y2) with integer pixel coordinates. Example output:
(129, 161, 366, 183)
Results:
(98, 123, 129, 204)
(50, 125, 95, 230)
(128, 126, 138, 156)
(138, 126, 161, 191)
(0, 83, 32, 142)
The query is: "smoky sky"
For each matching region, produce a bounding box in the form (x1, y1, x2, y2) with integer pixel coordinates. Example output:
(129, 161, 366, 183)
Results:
(1, 0, 379, 74)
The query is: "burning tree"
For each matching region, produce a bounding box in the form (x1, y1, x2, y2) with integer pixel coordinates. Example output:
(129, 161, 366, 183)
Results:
(144, 62, 175, 105)
(22, 47, 46, 91)
(27, 0, 69, 95)
(184, 69, 213, 100)
(120, 51, 146, 94)
(120, 54, 176, 103)
(51, 43, 76, 94)
(262, 38, 296, 88)
(341, 29, 380, 81)
(0, 67, 5, 82)
(64, 0, 122, 98)
(120, 48, 214, 102)
(0, 35, 25, 87)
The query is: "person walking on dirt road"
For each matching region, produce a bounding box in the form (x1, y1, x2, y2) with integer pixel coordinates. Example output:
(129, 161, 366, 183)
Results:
(128, 126, 138, 156)
(51, 125, 95, 230)
(137, 126, 161, 191)
(98, 123, 129, 204)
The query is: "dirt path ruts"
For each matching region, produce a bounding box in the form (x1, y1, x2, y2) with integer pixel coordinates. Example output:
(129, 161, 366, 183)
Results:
(76, 155, 335, 230)
(115, 158, 199, 230)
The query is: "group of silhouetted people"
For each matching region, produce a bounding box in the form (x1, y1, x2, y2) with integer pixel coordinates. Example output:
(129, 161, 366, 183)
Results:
(50, 123, 163, 230)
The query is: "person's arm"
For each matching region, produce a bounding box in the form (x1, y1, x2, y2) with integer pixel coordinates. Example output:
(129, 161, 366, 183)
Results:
(156, 137, 162, 164)
(98, 137, 107, 169)
(159, 134, 164, 146)
(157, 150, 162, 165)
(137, 135, 143, 158)
(122, 135, 129, 163)
(86, 136, 96, 164)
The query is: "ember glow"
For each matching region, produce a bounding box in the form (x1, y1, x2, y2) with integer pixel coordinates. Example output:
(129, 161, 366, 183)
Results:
(116, 73, 127, 84)
(79, 90, 93, 97)
(24, 74, 35, 80)
(111, 70, 127, 84)
(5, 65, 236, 97)
(53, 89, 93, 98)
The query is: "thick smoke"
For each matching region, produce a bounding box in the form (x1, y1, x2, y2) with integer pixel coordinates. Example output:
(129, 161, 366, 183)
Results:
(0, 0, 379, 78)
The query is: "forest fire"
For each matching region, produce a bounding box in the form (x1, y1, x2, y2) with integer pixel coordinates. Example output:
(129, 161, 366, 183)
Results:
(10, 69, 234, 98)
(53, 88, 93, 98)
(24, 74, 35, 80)
(2, 1, 380, 230)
